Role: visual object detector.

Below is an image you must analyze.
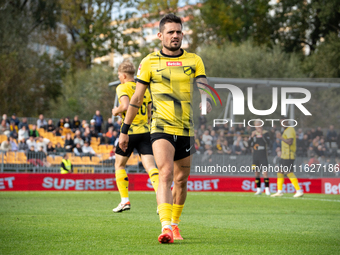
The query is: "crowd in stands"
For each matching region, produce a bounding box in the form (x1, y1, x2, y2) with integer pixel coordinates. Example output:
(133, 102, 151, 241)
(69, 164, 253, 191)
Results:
(194, 115, 340, 166)
(0, 111, 120, 166)
(1, 112, 340, 169)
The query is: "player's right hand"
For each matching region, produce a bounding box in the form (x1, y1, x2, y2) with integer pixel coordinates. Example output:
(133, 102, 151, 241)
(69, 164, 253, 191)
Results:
(119, 133, 129, 152)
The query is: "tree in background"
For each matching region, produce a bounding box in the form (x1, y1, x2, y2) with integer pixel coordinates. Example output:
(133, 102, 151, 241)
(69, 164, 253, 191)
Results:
(0, 0, 62, 116)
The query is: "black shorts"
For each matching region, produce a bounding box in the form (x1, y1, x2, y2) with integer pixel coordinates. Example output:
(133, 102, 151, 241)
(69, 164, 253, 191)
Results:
(252, 157, 268, 172)
(150, 133, 196, 161)
(116, 133, 153, 157)
(279, 158, 295, 172)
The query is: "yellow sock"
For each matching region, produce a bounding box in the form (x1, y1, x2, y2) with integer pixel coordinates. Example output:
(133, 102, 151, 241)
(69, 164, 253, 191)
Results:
(158, 203, 172, 229)
(115, 169, 129, 199)
(148, 168, 159, 193)
(287, 173, 301, 191)
(277, 173, 284, 191)
(172, 204, 184, 225)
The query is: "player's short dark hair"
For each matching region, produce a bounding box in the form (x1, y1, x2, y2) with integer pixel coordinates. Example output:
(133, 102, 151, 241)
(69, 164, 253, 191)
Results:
(159, 13, 182, 32)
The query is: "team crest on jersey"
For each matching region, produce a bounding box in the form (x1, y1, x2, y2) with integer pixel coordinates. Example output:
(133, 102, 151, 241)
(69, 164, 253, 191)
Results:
(183, 66, 193, 75)
(166, 61, 182, 66)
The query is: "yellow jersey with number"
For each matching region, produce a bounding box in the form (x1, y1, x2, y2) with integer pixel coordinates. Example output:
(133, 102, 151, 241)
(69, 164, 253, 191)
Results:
(281, 127, 296, 160)
(136, 49, 206, 136)
(116, 81, 151, 135)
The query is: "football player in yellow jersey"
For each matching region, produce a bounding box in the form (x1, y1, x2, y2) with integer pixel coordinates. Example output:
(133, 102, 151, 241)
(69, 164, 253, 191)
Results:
(119, 14, 212, 243)
(271, 120, 304, 198)
(111, 60, 159, 213)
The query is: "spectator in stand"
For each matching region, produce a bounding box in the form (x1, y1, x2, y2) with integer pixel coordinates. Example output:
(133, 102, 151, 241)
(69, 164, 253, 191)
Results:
(111, 130, 119, 145)
(215, 138, 223, 154)
(18, 117, 29, 130)
(18, 138, 29, 152)
(26, 136, 37, 151)
(105, 118, 114, 133)
(210, 130, 218, 147)
(2, 114, 10, 125)
(310, 128, 317, 139)
(297, 134, 308, 157)
(226, 127, 235, 145)
(297, 128, 304, 140)
(197, 124, 206, 139)
(64, 133, 74, 152)
(89, 119, 96, 129)
(222, 140, 232, 155)
(46, 119, 55, 132)
(9, 136, 18, 151)
(100, 133, 109, 145)
(37, 114, 47, 129)
(27, 146, 44, 166)
(315, 126, 323, 138)
(243, 136, 251, 155)
(64, 117, 71, 128)
(10, 113, 20, 127)
(82, 127, 91, 144)
(233, 136, 245, 153)
(29, 125, 39, 138)
(90, 125, 98, 138)
(57, 118, 64, 128)
(73, 130, 84, 146)
(82, 141, 96, 157)
(308, 154, 320, 166)
(73, 143, 83, 156)
(80, 120, 88, 134)
(113, 118, 122, 132)
(62, 123, 72, 137)
(72, 115, 81, 131)
(244, 126, 252, 136)
(326, 125, 337, 148)
(198, 113, 207, 127)
(93, 110, 103, 133)
(37, 146, 49, 166)
(232, 140, 243, 155)
(0, 119, 10, 136)
(9, 121, 18, 139)
(18, 126, 29, 141)
(337, 133, 340, 152)
(1, 137, 11, 152)
(202, 144, 213, 163)
(106, 127, 114, 139)
(36, 136, 50, 153)
(202, 130, 213, 146)
(53, 127, 62, 137)
(55, 142, 65, 155)
(235, 124, 245, 135)
(307, 146, 316, 158)
(46, 142, 56, 155)
(272, 131, 282, 156)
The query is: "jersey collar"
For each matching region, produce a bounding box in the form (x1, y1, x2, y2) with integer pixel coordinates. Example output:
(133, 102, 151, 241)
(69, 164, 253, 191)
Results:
(160, 49, 184, 58)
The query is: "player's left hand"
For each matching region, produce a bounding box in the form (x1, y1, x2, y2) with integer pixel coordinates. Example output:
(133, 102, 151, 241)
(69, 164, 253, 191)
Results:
(119, 133, 129, 152)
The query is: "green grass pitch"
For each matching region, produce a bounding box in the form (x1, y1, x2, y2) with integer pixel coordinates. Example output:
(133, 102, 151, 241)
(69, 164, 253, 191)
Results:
(0, 191, 339, 254)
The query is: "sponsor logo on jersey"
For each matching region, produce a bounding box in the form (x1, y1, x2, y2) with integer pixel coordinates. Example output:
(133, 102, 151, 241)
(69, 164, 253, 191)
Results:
(166, 61, 182, 66)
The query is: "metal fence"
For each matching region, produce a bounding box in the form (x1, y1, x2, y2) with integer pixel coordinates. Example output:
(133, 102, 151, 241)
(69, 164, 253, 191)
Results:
(1, 152, 339, 178)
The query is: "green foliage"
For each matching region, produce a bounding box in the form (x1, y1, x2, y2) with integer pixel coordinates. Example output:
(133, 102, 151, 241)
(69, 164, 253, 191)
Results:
(0, 192, 339, 254)
(48, 65, 117, 120)
(199, 41, 305, 78)
(271, 0, 340, 54)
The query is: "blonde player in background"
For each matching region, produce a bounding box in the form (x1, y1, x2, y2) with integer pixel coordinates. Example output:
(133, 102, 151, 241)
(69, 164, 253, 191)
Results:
(112, 60, 159, 212)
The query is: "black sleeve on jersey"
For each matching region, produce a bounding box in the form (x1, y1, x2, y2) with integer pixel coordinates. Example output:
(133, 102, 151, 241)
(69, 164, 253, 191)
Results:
(136, 78, 150, 86)
(195, 75, 207, 79)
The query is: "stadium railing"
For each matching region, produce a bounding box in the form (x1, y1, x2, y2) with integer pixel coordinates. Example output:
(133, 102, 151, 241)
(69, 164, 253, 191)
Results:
(1, 152, 339, 178)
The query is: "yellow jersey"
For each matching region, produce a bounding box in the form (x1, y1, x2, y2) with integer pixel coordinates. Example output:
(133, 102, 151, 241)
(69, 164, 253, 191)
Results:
(116, 81, 151, 135)
(136, 49, 206, 136)
(281, 127, 296, 160)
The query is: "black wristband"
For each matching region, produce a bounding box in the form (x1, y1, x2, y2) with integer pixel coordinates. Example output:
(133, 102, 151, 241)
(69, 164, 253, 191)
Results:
(207, 97, 213, 106)
(121, 123, 131, 134)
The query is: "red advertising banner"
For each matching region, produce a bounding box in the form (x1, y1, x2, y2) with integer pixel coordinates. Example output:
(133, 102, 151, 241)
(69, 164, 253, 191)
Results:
(0, 173, 329, 194)
(321, 178, 340, 194)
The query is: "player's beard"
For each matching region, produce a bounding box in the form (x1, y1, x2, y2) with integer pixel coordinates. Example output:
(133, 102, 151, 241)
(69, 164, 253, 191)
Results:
(164, 41, 182, 52)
